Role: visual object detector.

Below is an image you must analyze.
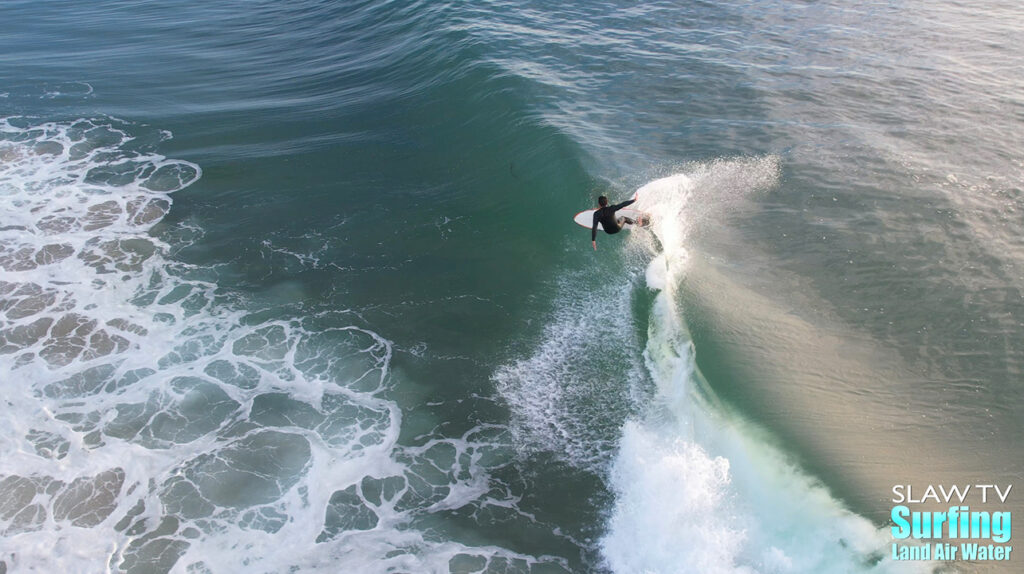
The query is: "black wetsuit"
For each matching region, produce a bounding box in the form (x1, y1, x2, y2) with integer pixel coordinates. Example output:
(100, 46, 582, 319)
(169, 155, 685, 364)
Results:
(591, 199, 636, 241)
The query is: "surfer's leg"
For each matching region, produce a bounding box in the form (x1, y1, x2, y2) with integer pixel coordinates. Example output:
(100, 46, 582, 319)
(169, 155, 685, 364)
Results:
(617, 216, 635, 227)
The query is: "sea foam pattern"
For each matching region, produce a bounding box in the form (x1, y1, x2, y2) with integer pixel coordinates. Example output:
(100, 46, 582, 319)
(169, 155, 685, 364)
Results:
(0, 118, 561, 573)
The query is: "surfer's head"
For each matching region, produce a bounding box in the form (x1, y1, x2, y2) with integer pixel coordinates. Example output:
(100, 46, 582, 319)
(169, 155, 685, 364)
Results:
(598, 196, 608, 207)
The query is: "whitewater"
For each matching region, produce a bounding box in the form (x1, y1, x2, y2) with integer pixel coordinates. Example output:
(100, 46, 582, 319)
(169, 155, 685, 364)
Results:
(0, 118, 566, 573)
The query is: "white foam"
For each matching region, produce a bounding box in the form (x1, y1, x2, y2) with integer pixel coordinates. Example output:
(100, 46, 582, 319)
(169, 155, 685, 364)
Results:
(40, 82, 94, 99)
(493, 275, 650, 470)
(0, 118, 567, 573)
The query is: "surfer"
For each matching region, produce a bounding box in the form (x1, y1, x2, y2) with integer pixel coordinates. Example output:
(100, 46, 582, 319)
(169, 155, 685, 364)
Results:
(591, 195, 636, 250)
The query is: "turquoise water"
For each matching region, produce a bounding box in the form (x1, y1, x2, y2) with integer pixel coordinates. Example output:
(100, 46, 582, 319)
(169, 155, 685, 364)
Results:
(2, 1, 1022, 572)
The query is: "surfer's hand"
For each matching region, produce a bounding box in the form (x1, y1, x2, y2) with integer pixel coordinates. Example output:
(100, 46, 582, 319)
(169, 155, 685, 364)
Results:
(592, 241, 597, 251)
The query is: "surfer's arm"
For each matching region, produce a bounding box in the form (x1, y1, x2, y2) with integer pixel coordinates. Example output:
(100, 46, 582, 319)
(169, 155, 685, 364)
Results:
(612, 198, 635, 212)
(592, 211, 600, 243)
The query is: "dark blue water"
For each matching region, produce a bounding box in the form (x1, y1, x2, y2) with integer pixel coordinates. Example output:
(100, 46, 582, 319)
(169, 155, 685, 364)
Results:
(2, 1, 1022, 572)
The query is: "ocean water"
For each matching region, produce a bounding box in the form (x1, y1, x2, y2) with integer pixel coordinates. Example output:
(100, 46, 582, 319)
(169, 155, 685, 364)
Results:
(1, 1, 1021, 573)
